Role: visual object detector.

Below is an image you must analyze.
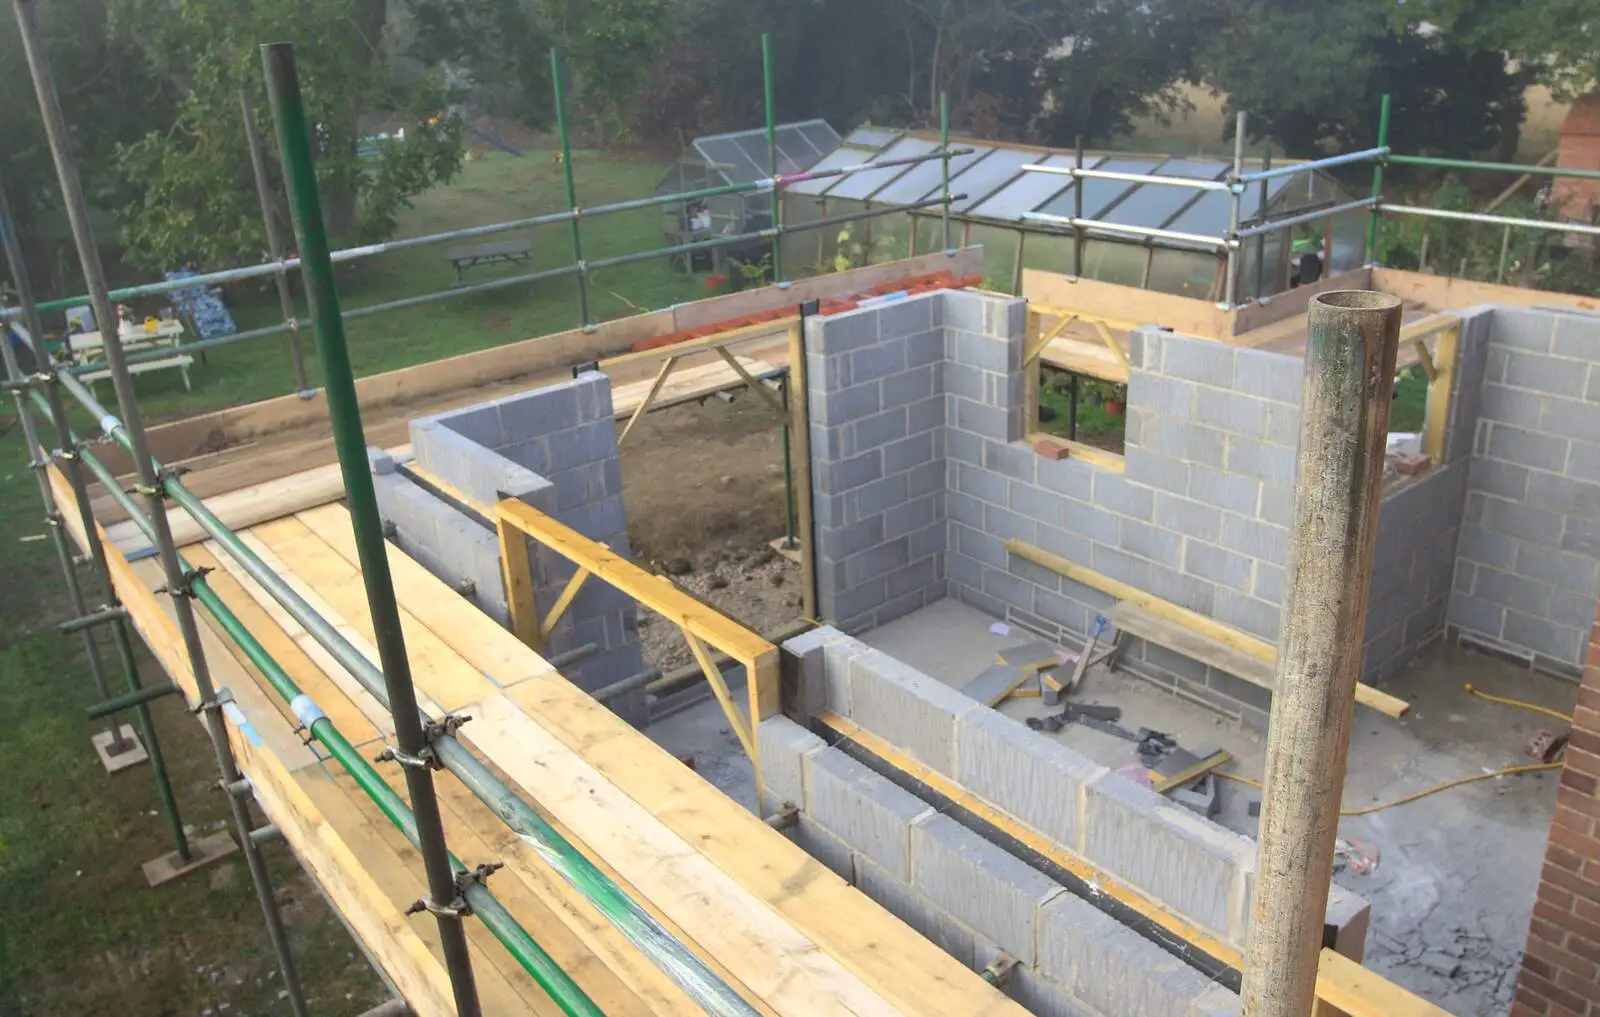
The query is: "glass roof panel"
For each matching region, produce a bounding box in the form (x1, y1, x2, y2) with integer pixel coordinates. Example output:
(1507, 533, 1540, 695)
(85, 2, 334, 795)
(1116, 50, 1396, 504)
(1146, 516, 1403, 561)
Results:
(827, 137, 940, 200)
(1171, 175, 1293, 236)
(846, 127, 904, 148)
(968, 153, 1095, 221)
(786, 147, 876, 195)
(697, 136, 766, 182)
(945, 147, 1034, 211)
(798, 121, 842, 156)
(1035, 158, 1160, 219)
(872, 144, 996, 204)
(1102, 160, 1227, 229)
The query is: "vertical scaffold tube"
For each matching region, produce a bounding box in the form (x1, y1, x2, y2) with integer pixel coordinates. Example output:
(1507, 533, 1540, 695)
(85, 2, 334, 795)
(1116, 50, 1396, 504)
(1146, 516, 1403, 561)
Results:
(940, 92, 952, 253)
(1223, 111, 1246, 309)
(763, 32, 783, 282)
(551, 49, 591, 331)
(260, 41, 482, 1017)
(1366, 94, 1393, 264)
(10, 2, 305, 1011)
(239, 87, 312, 396)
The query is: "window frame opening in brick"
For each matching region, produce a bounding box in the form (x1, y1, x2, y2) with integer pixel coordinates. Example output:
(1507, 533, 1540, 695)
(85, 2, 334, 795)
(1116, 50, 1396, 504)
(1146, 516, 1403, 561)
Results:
(1022, 305, 1129, 471)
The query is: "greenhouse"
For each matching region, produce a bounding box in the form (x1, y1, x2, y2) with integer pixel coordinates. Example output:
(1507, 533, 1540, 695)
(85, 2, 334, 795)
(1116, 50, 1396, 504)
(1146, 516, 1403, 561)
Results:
(657, 121, 841, 272)
(780, 127, 1364, 302)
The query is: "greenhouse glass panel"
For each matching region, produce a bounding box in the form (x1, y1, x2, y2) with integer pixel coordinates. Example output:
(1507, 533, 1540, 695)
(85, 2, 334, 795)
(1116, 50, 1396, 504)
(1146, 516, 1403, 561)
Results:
(1019, 231, 1079, 277)
(799, 121, 842, 157)
(829, 137, 940, 200)
(847, 127, 903, 148)
(698, 137, 766, 182)
(1081, 239, 1147, 287)
(948, 148, 1034, 211)
(967, 223, 1021, 290)
(968, 154, 1086, 221)
(1147, 248, 1220, 300)
(1236, 236, 1286, 301)
(1169, 176, 1290, 238)
(877, 145, 997, 203)
(1329, 210, 1365, 274)
(1103, 160, 1226, 229)
(1035, 159, 1158, 218)
(914, 216, 947, 257)
(868, 210, 915, 265)
(787, 147, 876, 195)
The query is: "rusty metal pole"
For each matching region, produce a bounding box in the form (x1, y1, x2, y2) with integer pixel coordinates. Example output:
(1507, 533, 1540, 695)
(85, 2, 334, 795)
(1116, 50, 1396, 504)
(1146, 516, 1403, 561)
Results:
(1240, 290, 1401, 1017)
(239, 87, 312, 397)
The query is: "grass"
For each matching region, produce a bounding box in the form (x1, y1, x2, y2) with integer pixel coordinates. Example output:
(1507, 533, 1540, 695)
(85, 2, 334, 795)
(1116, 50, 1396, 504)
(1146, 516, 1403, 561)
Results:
(115, 149, 708, 422)
(0, 146, 696, 1015)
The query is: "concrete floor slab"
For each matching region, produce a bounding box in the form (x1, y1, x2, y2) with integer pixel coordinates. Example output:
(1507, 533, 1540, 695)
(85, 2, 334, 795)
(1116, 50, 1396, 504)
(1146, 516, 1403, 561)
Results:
(861, 599, 1574, 1017)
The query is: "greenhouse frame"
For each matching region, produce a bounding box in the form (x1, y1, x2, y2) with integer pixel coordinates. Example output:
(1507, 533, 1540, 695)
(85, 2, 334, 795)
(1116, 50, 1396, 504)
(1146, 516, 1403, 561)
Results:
(657, 121, 841, 270)
(780, 127, 1365, 302)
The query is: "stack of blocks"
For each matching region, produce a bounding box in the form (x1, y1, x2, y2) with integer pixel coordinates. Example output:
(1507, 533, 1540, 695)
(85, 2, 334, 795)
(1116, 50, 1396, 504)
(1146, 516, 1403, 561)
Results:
(372, 372, 647, 723)
(764, 626, 1369, 1017)
(805, 289, 1533, 725)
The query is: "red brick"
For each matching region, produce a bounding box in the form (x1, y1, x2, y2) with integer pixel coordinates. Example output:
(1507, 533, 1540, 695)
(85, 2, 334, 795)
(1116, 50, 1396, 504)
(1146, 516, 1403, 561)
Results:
(1525, 948, 1560, 981)
(1577, 896, 1600, 923)
(1031, 437, 1070, 460)
(1543, 864, 1600, 905)
(1578, 684, 1600, 712)
(1530, 936, 1599, 983)
(1563, 768, 1600, 796)
(1512, 997, 1549, 1017)
(1555, 964, 1600, 1001)
(1545, 881, 1580, 913)
(1522, 969, 1592, 1015)
(1556, 800, 1600, 831)
(1552, 824, 1600, 858)
(1548, 1003, 1587, 1017)
(1532, 916, 1567, 946)
(1572, 728, 1600, 759)
(1569, 934, 1600, 966)
(1553, 845, 1588, 873)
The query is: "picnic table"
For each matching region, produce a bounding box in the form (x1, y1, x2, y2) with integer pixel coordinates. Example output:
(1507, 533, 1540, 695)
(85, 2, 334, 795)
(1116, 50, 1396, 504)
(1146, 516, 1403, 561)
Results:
(447, 236, 534, 283)
(70, 318, 194, 392)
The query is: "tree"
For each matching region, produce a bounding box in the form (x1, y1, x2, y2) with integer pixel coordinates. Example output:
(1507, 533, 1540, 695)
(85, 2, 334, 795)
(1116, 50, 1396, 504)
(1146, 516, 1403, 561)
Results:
(106, 0, 465, 272)
(0, 0, 171, 291)
(1408, 0, 1600, 101)
(541, 0, 676, 140)
(1193, 0, 1526, 161)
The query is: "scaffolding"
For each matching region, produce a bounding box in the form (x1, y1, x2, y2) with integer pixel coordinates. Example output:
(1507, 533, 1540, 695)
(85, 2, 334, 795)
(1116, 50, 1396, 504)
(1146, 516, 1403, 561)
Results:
(0, 6, 968, 1013)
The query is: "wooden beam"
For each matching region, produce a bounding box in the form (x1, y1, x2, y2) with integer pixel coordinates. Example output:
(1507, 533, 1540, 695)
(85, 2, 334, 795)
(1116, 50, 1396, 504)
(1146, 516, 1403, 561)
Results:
(1407, 339, 1438, 383)
(498, 516, 542, 652)
(541, 567, 591, 641)
(1091, 319, 1130, 368)
(1150, 749, 1232, 794)
(684, 628, 754, 761)
(103, 460, 347, 554)
(715, 346, 786, 420)
(600, 318, 794, 371)
(1025, 310, 1074, 367)
(617, 355, 680, 446)
(1422, 324, 1461, 465)
(786, 322, 818, 622)
(495, 499, 775, 666)
(1004, 539, 1409, 719)
(1315, 949, 1453, 1017)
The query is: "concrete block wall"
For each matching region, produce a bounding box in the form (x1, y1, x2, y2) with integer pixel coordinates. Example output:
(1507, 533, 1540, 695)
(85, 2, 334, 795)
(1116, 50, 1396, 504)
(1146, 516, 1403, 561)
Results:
(1449, 306, 1600, 676)
(373, 372, 647, 723)
(806, 297, 951, 631)
(759, 714, 1245, 1017)
(768, 627, 1372, 1016)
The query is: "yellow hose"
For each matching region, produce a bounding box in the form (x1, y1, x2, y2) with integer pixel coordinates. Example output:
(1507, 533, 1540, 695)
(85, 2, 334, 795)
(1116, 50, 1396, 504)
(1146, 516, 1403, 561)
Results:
(1463, 683, 1573, 723)
(1214, 763, 1563, 816)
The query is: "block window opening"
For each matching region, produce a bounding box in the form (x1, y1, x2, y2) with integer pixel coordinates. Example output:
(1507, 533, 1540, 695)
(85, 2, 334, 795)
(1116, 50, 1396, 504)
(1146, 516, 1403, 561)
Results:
(1022, 305, 1128, 467)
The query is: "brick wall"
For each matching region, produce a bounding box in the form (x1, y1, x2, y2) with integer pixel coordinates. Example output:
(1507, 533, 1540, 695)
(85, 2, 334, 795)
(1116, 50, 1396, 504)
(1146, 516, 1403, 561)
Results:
(373, 372, 647, 723)
(1513, 611, 1600, 1017)
(1449, 307, 1600, 677)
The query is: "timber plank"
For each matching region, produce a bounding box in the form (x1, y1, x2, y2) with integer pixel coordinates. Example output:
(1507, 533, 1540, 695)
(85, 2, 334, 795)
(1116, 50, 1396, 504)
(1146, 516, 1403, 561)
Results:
(297, 769, 554, 1015)
(185, 544, 381, 748)
(1108, 601, 1278, 689)
(252, 516, 497, 712)
(207, 532, 412, 734)
(295, 503, 551, 689)
(505, 677, 1028, 1017)
(464, 694, 909, 1017)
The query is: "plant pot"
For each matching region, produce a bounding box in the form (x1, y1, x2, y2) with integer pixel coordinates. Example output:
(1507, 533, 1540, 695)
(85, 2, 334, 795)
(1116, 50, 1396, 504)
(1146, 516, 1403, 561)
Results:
(1105, 400, 1123, 417)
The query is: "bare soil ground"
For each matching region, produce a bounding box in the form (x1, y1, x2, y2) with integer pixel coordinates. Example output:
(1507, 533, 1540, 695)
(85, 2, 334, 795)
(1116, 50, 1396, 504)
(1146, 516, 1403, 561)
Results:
(615, 396, 803, 671)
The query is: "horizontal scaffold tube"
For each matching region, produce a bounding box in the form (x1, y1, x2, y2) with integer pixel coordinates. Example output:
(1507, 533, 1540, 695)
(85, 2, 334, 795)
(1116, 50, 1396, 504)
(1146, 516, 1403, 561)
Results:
(44, 374, 761, 1017)
(62, 424, 601, 1017)
(6, 146, 972, 324)
(98, 191, 965, 371)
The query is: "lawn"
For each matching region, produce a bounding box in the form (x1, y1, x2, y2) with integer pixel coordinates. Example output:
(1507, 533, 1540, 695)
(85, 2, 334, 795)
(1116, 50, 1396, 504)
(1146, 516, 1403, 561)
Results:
(0, 146, 697, 1015)
(117, 148, 708, 422)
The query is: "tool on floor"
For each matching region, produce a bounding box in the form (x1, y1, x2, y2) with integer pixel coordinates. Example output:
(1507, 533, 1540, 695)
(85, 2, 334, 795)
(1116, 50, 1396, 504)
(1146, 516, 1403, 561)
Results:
(1043, 616, 1108, 706)
(1025, 701, 1123, 734)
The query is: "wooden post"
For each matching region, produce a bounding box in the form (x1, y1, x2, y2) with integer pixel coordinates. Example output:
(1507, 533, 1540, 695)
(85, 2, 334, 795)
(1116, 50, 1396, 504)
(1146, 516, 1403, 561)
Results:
(1241, 290, 1401, 1017)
